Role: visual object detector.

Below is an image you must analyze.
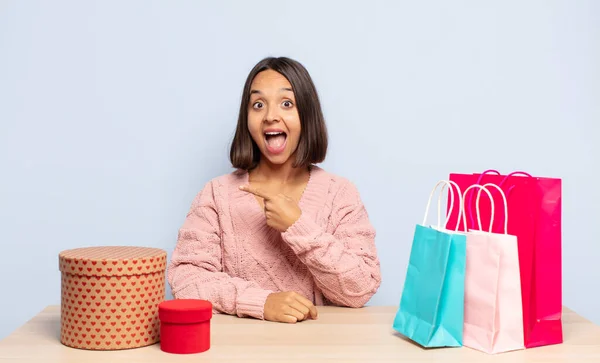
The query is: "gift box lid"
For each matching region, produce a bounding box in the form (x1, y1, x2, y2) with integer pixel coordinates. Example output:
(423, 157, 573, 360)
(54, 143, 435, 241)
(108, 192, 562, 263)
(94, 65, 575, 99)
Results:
(159, 299, 213, 324)
(59, 246, 167, 277)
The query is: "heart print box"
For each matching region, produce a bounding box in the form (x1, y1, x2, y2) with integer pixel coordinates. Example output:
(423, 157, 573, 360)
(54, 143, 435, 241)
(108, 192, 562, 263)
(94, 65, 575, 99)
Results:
(58, 246, 167, 350)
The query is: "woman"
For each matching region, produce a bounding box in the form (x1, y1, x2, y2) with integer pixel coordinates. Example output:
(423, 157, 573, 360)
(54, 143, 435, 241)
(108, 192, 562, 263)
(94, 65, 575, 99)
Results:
(167, 56, 381, 324)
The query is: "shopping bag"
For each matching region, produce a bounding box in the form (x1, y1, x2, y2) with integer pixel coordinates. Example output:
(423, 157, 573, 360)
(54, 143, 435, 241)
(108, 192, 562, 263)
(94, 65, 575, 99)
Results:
(446, 170, 562, 348)
(461, 184, 525, 354)
(393, 180, 467, 347)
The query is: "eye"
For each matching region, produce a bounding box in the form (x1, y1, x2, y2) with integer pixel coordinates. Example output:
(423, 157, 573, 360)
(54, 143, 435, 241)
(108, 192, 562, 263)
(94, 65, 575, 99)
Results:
(282, 100, 294, 108)
(252, 101, 264, 110)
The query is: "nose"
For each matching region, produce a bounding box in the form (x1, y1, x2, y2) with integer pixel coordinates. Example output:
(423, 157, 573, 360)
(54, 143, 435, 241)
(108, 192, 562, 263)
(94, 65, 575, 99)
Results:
(264, 104, 281, 123)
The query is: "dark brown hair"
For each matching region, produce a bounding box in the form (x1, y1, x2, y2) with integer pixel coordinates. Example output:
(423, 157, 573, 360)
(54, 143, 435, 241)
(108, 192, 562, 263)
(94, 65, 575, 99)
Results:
(229, 57, 328, 170)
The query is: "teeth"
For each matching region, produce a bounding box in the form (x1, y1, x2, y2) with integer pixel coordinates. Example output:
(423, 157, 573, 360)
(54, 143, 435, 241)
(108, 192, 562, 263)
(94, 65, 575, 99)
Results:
(265, 132, 284, 136)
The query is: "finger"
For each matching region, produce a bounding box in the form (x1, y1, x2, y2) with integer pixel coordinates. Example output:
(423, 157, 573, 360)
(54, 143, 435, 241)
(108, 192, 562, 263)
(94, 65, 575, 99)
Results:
(290, 301, 310, 320)
(278, 193, 292, 200)
(279, 314, 298, 324)
(294, 294, 318, 319)
(284, 306, 305, 322)
(239, 185, 270, 200)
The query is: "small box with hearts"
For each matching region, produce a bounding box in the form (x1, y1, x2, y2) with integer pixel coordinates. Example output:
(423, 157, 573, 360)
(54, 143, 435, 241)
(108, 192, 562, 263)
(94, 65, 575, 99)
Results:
(58, 246, 167, 350)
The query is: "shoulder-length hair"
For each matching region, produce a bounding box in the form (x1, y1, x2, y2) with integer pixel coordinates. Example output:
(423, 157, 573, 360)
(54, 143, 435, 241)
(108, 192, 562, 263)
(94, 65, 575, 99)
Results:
(230, 57, 328, 170)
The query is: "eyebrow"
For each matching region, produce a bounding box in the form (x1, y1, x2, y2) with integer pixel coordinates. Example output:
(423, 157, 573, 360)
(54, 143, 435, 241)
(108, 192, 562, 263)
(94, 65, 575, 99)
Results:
(250, 87, 294, 95)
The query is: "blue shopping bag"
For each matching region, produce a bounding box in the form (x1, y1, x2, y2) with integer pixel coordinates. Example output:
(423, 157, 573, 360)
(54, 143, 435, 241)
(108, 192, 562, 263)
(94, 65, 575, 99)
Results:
(393, 180, 467, 347)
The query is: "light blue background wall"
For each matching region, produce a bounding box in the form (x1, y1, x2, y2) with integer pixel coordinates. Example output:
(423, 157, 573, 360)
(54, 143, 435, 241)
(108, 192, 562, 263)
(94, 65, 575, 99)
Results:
(1, 0, 598, 339)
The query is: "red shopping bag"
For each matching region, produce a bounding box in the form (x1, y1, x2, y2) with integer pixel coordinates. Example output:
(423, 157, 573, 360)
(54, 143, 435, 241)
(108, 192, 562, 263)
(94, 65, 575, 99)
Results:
(446, 170, 562, 348)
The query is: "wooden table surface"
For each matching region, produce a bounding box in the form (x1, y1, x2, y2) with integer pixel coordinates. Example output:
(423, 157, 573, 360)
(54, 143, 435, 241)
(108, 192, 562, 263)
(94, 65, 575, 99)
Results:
(1, 305, 599, 362)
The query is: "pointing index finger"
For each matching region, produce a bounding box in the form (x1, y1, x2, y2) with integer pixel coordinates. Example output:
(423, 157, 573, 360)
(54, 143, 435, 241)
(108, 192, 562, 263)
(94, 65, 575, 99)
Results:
(239, 185, 270, 200)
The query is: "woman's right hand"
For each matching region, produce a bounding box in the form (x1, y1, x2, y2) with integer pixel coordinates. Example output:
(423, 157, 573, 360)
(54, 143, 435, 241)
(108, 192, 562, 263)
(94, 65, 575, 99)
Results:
(264, 291, 318, 323)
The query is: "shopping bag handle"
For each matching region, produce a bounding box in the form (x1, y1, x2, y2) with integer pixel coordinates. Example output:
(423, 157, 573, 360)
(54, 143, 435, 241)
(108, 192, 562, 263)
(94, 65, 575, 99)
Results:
(467, 170, 500, 227)
(498, 171, 532, 194)
(423, 180, 463, 231)
(476, 169, 501, 180)
(468, 170, 532, 227)
(498, 171, 532, 185)
(462, 184, 494, 232)
(480, 183, 509, 234)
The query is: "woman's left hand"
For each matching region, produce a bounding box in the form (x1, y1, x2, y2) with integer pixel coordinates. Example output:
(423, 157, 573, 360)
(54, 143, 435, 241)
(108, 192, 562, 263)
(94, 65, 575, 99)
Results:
(239, 185, 302, 232)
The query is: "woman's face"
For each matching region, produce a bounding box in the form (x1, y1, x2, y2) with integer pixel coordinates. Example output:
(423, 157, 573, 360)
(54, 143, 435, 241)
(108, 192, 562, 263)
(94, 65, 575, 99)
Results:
(247, 70, 301, 166)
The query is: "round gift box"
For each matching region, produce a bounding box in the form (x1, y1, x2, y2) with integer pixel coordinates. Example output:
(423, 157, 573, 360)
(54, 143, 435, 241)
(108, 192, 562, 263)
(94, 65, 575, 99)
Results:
(158, 299, 213, 354)
(58, 246, 167, 350)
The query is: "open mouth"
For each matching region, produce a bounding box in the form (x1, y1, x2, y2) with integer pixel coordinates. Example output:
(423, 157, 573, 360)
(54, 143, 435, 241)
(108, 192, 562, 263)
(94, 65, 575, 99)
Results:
(264, 131, 287, 154)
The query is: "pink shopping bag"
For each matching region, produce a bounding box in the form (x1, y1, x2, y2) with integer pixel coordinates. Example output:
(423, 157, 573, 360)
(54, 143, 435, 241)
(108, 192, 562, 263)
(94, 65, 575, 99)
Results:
(461, 184, 524, 354)
(447, 170, 562, 348)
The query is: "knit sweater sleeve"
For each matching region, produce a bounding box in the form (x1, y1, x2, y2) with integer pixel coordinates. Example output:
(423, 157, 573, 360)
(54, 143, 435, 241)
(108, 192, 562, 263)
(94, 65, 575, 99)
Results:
(281, 179, 381, 308)
(167, 181, 273, 320)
